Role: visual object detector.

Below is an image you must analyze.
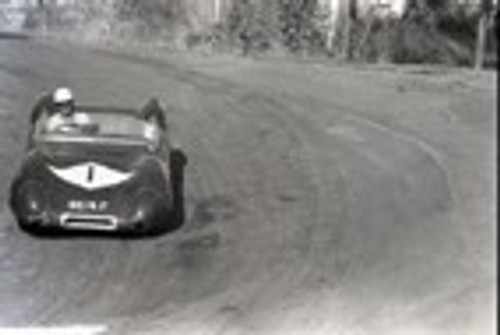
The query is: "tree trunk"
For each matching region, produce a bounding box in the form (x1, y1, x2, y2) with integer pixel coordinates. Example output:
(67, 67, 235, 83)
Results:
(325, 0, 337, 52)
(214, 0, 222, 22)
(474, 14, 486, 70)
(342, 0, 356, 60)
(475, 0, 493, 70)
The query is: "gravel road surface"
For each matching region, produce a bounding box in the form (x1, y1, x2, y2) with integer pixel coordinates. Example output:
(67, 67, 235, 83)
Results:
(0, 36, 496, 335)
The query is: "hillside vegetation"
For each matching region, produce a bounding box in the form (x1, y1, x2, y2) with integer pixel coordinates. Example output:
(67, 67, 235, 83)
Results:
(26, 0, 498, 67)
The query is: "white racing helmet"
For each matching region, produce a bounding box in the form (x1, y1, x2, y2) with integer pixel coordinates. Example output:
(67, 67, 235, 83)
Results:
(53, 87, 74, 106)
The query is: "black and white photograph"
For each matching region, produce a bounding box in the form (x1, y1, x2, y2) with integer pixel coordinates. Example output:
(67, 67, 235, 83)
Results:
(0, 0, 496, 334)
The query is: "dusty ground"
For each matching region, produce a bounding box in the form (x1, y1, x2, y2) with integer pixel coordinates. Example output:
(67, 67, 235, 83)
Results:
(0, 36, 496, 335)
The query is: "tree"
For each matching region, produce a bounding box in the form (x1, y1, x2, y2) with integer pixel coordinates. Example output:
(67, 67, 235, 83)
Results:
(342, 0, 357, 60)
(474, 0, 494, 70)
(277, 0, 324, 53)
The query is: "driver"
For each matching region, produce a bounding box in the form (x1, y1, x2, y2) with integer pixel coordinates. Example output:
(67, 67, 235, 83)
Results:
(141, 98, 164, 151)
(45, 88, 90, 132)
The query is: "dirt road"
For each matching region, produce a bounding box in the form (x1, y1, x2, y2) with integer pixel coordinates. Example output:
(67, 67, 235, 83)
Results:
(0, 37, 496, 335)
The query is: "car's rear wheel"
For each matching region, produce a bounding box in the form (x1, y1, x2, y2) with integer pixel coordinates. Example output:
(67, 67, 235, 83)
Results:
(17, 219, 48, 236)
(169, 149, 187, 231)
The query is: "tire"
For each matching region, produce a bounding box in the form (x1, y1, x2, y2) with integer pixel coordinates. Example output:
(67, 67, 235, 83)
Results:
(169, 149, 187, 231)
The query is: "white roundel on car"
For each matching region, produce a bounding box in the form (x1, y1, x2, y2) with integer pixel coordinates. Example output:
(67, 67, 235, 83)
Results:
(48, 162, 133, 191)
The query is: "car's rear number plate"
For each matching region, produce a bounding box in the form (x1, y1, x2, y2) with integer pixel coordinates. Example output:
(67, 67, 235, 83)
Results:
(68, 200, 109, 212)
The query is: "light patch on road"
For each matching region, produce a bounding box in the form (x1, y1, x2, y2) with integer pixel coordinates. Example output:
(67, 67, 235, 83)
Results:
(0, 325, 107, 335)
(326, 124, 364, 143)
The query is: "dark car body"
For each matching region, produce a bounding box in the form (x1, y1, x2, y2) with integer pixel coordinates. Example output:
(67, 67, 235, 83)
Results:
(9, 104, 183, 235)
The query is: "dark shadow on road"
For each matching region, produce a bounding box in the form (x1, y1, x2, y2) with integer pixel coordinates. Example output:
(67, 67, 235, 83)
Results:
(0, 32, 30, 40)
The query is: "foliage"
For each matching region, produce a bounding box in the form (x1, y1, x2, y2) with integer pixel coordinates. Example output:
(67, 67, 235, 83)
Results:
(352, 3, 496, 66)
(277, 0, 327, 54)
(224, 0, 273, 54)
(217, 0, 328, 55)
(22, 0, 498, 66)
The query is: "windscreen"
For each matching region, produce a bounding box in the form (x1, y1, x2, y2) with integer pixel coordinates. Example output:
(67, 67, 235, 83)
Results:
(35, 111, 158, 147)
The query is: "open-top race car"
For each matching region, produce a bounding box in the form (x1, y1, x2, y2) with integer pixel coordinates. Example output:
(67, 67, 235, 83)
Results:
(9, 96, 186, 236)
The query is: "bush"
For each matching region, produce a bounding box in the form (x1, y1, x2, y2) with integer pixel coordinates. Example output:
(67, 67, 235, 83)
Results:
(351, 7, 494, 66)
(222, 0, 273, 54)
(116, 0, 189, 38)
(218, 0, 328, 55)
(277, 0, 327, 54)
(29, 0, 497, 67)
